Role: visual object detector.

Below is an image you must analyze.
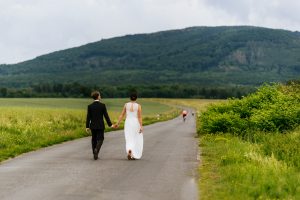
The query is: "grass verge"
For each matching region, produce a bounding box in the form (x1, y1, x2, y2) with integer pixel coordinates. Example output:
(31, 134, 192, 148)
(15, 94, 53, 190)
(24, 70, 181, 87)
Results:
(199, 131, 300, 199)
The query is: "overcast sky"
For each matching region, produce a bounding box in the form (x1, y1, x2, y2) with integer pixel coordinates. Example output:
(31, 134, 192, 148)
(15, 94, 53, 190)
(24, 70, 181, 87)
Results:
(1, 0, 300, 64)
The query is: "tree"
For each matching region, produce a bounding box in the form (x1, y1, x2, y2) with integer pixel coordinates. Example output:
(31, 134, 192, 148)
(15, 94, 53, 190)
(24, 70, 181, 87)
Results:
(0, 88, 7, 97)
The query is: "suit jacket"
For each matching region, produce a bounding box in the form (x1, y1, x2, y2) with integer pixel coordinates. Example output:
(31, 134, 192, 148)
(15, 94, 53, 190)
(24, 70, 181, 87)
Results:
(86, 101, 112, 129)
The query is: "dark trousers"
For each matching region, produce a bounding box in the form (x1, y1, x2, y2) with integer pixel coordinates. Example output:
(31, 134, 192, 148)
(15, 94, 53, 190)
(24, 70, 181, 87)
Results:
(91, 129, 104, 152)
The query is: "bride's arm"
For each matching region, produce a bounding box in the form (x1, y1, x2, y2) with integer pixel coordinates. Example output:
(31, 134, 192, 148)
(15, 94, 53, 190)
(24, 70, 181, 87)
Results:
(138, 105, 143, 133)
(116, 104, 126, 127)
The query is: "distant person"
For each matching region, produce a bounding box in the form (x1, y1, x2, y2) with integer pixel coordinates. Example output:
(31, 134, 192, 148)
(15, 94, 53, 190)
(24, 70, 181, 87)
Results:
(116, 92, 143, 160)
(182, 110, 188, 122)
(86, 91, 115, 160)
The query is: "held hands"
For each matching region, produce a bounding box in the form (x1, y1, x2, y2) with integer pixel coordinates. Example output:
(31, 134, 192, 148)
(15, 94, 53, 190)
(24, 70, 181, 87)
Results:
(112, 122, 120, 129)
(111, 124, 118, 129)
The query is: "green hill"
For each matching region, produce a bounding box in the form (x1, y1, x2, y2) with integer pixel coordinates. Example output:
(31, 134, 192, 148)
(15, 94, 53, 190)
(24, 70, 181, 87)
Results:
(0, 26, 300, 88)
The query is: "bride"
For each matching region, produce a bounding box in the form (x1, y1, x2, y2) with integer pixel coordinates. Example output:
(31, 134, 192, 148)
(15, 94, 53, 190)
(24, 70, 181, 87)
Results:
(116, 92, 143, 160)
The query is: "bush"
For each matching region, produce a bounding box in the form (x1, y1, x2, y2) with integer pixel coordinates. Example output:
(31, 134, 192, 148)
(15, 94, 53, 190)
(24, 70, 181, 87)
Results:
(199, 82, 300, 134)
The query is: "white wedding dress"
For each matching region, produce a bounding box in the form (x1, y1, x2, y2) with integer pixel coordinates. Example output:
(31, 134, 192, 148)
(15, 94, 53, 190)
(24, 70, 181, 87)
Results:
(124, 102, 143, 159)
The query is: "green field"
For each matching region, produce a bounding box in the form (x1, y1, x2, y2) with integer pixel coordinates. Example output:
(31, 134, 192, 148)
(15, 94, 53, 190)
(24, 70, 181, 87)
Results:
(0, 98, 172, 114)
(0, 98, 179, 162)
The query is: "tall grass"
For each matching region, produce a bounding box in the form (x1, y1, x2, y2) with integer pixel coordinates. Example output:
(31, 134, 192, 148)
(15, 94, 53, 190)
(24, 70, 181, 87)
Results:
(0, 107, 86, 161)
(199, 131, 300, 199)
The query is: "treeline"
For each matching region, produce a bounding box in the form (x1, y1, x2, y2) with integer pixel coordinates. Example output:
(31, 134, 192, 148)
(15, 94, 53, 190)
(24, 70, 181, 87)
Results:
(0, 82, 255, 99)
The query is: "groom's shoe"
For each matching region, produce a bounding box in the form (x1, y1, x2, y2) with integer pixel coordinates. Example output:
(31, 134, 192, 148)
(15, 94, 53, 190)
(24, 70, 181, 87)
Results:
(93, 140, 103, 160)
(93, 148, 98, 160)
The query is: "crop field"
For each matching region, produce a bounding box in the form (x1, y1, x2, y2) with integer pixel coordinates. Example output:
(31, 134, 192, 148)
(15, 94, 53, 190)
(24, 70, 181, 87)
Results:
(0, 98, 179, 162)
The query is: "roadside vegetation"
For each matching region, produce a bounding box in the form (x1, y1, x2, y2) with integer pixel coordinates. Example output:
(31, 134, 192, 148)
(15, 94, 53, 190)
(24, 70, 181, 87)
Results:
(195, 82, 300, 199)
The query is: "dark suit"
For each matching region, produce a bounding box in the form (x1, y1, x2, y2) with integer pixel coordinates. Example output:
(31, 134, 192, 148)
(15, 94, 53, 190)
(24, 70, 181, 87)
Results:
(86, 101, 112, 154)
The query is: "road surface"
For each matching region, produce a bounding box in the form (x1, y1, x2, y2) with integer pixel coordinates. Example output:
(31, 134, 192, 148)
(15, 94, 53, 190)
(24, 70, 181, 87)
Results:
(0, 113, 198, 200)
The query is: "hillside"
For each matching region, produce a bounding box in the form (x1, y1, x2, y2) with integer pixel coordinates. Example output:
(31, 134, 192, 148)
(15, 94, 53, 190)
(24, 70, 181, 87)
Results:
(0, 26, 300, 88)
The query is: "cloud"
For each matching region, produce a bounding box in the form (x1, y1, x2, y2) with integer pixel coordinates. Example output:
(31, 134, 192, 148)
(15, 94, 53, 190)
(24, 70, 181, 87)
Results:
(0, 0, 299, 64)
(203, 0, 300, 29)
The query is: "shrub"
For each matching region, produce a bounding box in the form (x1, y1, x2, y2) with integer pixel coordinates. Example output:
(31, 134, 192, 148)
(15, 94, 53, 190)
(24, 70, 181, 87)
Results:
(199, 82, 300, 134)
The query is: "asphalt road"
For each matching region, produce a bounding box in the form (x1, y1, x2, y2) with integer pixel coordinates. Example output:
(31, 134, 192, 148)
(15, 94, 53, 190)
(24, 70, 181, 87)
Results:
(0, 113, 199, 200)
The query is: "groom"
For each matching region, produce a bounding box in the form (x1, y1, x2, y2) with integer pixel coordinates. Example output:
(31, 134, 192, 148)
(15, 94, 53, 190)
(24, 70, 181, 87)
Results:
(86, 91, 114, 160)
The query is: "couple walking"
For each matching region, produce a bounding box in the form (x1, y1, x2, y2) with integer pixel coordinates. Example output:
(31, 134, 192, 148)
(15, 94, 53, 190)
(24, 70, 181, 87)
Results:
(86, 91, 143, 160)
